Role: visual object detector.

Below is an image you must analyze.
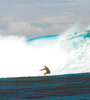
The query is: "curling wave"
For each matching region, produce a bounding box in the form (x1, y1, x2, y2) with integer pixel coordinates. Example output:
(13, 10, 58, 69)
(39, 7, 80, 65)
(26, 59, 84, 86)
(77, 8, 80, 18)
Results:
(0, 26, 90, 78)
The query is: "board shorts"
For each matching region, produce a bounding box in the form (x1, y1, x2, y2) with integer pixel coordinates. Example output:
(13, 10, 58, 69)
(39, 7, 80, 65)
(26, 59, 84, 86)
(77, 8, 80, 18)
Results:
(46, 71, 50, 74)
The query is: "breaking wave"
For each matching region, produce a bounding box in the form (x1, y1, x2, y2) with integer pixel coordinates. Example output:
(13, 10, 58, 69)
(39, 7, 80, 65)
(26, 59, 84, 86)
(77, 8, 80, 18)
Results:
(0, 26, 90, 77)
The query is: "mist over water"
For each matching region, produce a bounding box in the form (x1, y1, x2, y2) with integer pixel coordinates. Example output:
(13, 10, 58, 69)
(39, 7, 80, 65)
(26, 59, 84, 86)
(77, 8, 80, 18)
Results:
(0, 26, 90, 78)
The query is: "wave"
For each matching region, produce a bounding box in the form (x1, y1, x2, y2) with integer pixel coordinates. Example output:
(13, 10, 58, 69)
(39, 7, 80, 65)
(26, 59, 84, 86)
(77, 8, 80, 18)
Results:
(0, 26, 90, 78)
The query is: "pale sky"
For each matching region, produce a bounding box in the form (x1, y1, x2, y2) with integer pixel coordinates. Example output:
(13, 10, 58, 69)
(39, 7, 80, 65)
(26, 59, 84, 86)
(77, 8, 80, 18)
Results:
(0, 0, 90, 38)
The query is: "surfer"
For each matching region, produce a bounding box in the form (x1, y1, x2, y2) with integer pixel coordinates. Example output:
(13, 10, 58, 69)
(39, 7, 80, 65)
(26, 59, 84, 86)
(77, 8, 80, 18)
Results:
(40, 65, 50, 76)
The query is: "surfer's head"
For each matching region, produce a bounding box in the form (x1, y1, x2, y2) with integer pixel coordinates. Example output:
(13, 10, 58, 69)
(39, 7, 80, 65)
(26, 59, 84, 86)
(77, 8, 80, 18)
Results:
(44, 65, 47, 68)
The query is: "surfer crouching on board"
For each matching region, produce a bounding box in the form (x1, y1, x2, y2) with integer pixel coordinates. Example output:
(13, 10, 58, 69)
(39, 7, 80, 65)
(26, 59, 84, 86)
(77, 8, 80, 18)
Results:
(40, 65, 50, 76)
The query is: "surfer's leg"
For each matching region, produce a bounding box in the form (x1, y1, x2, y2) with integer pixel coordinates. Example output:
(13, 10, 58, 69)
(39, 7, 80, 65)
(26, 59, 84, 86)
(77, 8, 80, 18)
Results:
(44, 72, 47, 76)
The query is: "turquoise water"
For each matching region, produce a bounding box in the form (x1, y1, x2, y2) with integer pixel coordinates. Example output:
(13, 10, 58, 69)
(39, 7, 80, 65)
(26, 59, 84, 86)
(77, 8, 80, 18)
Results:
(0, 73, 90, 100)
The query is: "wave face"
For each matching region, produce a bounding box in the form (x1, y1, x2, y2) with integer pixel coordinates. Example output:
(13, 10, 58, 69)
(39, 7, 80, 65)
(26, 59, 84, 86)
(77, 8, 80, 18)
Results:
(0, 27, 90, 77)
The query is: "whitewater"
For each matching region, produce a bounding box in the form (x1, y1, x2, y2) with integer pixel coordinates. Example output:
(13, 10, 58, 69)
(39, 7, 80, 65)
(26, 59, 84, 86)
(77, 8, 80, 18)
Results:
(0, 26, 90, 78)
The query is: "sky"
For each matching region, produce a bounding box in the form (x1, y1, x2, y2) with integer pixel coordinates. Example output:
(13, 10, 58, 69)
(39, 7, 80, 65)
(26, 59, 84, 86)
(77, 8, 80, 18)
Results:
(0, 0, 90, 39)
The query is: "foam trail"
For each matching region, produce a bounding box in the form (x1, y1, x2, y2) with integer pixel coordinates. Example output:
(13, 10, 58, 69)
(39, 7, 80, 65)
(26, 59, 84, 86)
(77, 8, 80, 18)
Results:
(0, 26, 90, 78)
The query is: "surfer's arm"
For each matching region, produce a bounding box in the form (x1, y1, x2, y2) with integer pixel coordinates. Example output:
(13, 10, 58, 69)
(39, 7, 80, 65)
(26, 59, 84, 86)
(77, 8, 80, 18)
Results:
(40, 68, 45, 71)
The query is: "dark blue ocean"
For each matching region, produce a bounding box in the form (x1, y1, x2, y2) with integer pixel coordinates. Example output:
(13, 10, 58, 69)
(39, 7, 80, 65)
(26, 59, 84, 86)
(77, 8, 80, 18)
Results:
(0, 73, 90, 100)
